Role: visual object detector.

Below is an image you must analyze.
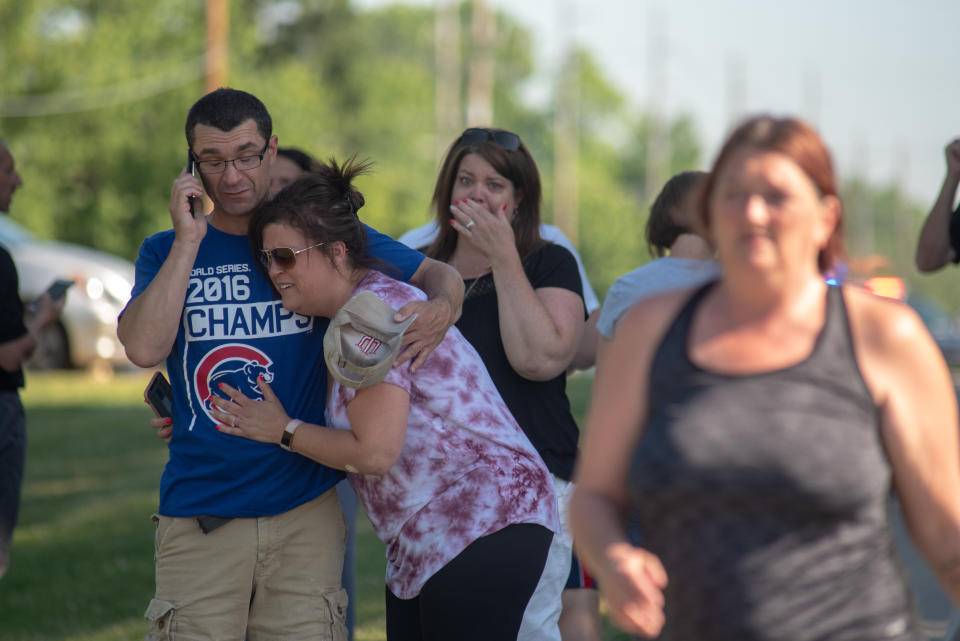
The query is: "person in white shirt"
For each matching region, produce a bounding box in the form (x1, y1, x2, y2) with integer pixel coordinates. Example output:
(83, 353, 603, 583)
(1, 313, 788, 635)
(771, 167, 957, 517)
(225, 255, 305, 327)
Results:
(596, 171, 719, 345)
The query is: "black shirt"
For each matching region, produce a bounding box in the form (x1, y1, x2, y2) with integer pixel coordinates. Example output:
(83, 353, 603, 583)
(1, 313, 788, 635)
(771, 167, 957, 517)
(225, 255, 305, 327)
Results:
(0, 245, 26, 390)
(456, 243, 585, 480)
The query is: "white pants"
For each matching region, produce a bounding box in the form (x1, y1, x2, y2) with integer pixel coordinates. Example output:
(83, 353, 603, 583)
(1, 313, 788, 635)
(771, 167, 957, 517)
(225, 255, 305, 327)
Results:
(518, 475, 573, 641)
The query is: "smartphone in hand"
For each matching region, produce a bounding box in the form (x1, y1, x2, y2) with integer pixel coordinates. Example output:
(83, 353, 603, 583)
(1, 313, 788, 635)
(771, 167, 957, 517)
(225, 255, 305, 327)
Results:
(45, 278, 74, 301)
(144, 371, 174, 419)
(187, 149, 199, 218)
(28, 278, 73, 313)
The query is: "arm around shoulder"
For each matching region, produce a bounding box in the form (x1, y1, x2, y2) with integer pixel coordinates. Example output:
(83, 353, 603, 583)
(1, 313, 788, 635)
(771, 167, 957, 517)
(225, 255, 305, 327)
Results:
(392, 257, 464, 371)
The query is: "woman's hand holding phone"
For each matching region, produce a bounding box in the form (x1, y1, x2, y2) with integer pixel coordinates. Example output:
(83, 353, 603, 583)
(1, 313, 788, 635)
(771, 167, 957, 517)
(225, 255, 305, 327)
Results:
(144, 371, 174, 445)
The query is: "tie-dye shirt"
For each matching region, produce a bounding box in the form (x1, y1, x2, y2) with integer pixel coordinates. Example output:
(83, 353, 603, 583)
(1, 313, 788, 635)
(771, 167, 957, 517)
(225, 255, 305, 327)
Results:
(325, 270, 559, 599)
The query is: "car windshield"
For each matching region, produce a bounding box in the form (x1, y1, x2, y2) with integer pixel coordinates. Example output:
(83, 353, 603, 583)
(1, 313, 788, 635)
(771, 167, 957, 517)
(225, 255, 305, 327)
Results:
(0, 216, 36, 247)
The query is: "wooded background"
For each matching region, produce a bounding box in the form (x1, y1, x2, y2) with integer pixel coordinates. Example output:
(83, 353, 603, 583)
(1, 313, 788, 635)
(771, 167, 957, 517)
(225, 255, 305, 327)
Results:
(2, 0, 953, 311)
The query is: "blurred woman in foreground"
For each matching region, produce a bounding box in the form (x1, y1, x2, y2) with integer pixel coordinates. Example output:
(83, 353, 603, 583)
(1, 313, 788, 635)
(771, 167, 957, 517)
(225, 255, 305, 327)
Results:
(570, 115, 960, 640)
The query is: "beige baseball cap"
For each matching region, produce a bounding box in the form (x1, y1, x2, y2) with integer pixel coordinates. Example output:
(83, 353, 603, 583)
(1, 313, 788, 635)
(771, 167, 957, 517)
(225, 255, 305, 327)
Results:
(323, 291, 417, 389)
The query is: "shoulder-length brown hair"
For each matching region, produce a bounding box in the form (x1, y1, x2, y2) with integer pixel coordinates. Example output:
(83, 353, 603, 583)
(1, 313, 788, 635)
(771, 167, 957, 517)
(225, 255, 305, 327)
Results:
(697, 115, 844, 273)
(425, 128, 544, 263)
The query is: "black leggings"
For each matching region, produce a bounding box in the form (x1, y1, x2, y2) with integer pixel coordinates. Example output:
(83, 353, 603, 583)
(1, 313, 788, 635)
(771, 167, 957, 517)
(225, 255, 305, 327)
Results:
(385, 523, 553, 641)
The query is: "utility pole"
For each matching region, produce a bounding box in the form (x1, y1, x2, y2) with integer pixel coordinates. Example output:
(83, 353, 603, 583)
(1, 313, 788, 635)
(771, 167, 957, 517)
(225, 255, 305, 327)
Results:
(553, 1, 579, 245)
(644, 8, 668, 200)
(435, 1, 462, 161)
(466, 0, 495, 126)
(802, 67, 821, 129)
(724, 53, 746, 134)
(894, 143, 911, 272)
(553, 52, 580, 244)
(206, 0, 229, 92)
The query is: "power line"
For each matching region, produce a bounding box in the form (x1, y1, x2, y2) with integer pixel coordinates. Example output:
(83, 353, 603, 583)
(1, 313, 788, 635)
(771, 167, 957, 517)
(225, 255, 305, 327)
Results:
(0, 55, 207, 118)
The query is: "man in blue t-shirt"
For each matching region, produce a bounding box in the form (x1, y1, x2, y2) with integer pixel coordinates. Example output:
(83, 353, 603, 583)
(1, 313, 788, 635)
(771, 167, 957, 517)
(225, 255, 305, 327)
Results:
(118, 88, 463, 640)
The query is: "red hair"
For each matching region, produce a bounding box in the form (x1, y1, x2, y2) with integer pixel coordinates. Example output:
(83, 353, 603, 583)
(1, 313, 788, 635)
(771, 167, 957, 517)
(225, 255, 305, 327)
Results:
(697, 115, 844, 273)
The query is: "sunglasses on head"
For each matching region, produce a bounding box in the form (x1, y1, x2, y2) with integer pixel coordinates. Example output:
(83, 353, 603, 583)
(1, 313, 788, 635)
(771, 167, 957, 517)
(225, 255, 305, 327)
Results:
(258, 242, 325, 269)
(459, 128, 522, 151)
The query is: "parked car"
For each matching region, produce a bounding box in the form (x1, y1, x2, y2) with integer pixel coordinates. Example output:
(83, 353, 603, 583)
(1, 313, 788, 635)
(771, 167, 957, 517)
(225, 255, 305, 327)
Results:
(0, 216, 135, 370)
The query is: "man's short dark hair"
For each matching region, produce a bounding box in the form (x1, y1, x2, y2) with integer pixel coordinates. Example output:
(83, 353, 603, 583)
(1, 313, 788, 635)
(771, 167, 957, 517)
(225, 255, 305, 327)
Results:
(185, 88, 272, 148)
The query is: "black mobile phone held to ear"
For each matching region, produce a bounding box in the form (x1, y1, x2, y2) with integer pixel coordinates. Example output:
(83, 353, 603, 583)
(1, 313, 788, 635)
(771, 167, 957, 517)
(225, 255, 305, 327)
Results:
(144, 371, 174, 419)
(187, 149, 199, 218)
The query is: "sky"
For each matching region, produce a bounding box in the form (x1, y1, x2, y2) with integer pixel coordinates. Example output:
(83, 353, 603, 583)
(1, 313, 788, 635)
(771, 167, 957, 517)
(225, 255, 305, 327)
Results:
(356, 0, 960, 206)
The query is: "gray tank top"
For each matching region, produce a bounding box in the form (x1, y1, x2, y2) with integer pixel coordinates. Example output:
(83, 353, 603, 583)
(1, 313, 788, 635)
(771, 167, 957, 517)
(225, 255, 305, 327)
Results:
(629, 283, 921, 641)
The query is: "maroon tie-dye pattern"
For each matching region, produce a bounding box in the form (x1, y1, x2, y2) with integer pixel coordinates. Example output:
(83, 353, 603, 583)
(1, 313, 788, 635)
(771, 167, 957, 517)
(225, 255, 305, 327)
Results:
(325, 271, 559, 599)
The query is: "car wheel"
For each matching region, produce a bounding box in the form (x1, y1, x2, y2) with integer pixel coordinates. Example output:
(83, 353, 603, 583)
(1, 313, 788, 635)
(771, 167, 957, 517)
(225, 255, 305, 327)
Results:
(27, 321, 71, 370)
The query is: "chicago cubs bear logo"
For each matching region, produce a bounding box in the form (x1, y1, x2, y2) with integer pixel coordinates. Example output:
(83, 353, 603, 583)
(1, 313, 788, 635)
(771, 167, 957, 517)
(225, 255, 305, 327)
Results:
(194, 343, 275, 424)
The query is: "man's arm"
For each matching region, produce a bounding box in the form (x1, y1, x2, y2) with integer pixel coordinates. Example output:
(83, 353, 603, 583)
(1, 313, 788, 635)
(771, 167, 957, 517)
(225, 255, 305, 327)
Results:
(393, 257, 464, 371)
(118, 170, 206, 367)
(916, 139, 960, 272)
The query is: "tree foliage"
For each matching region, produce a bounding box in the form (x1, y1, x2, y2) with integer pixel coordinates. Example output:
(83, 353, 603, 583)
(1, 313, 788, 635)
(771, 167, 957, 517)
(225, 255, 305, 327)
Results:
(1, 0, 941, 309)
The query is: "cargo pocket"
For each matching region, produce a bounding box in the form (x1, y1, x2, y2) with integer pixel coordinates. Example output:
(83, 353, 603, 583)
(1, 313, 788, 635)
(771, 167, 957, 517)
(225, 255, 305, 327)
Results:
(321, 588, 349, 641)
(145, 598, 175, 641)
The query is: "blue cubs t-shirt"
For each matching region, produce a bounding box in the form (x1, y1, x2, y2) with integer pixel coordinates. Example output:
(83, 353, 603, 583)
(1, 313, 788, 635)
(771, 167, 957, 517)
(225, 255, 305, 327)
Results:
(125, 223, 423, 517)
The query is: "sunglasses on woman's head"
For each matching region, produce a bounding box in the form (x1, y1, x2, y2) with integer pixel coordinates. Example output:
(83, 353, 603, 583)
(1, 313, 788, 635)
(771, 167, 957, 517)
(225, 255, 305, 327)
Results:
(258, 242, 325, 269)
(459, 128, 522, 151)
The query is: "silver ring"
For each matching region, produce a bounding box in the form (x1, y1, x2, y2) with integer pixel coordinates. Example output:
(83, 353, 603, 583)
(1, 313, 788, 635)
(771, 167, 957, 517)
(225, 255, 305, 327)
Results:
(231, 415, 237, 427)
(465, 219, 475, 229)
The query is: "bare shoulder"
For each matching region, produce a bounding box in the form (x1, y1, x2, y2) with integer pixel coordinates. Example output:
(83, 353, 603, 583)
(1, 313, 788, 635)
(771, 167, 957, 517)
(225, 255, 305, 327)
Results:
(842, 285, 930, 352)
(842, 284, 950, 406)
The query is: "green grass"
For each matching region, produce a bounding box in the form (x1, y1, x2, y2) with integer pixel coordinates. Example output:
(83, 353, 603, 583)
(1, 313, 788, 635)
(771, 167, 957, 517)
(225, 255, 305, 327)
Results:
(0, 369, 628, 640)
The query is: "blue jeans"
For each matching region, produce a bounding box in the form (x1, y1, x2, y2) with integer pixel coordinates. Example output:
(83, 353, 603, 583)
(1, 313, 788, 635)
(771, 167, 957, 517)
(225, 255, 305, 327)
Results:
(0, 390, 26, 579)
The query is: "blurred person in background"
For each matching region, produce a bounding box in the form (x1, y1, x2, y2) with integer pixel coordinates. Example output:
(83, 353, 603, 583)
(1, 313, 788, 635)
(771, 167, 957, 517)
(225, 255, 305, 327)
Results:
(214, 160, 558, 640)
(119, 88, 463, 640)
(596, 170, 718, 346)
(571, 115, 960, 640)
(269, 147, 321, 199)
(0, 139, 65, 578)
(418, 127, 597, 641)
(916, 138, 960, 272)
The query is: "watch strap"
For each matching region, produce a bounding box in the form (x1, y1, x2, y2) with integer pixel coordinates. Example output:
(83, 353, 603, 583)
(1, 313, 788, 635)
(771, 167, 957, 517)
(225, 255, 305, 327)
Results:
(280, 419, 303, 451)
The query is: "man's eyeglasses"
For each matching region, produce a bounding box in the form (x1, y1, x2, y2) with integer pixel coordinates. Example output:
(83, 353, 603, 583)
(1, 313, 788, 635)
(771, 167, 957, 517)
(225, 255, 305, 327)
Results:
(459, 128, 522, 152)
(258, 242, 325, 269)
(193, 142, 269, 175)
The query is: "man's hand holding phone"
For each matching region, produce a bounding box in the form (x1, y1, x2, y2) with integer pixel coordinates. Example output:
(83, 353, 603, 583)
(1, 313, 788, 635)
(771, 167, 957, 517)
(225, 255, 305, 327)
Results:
(170, 150, 207, 242)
